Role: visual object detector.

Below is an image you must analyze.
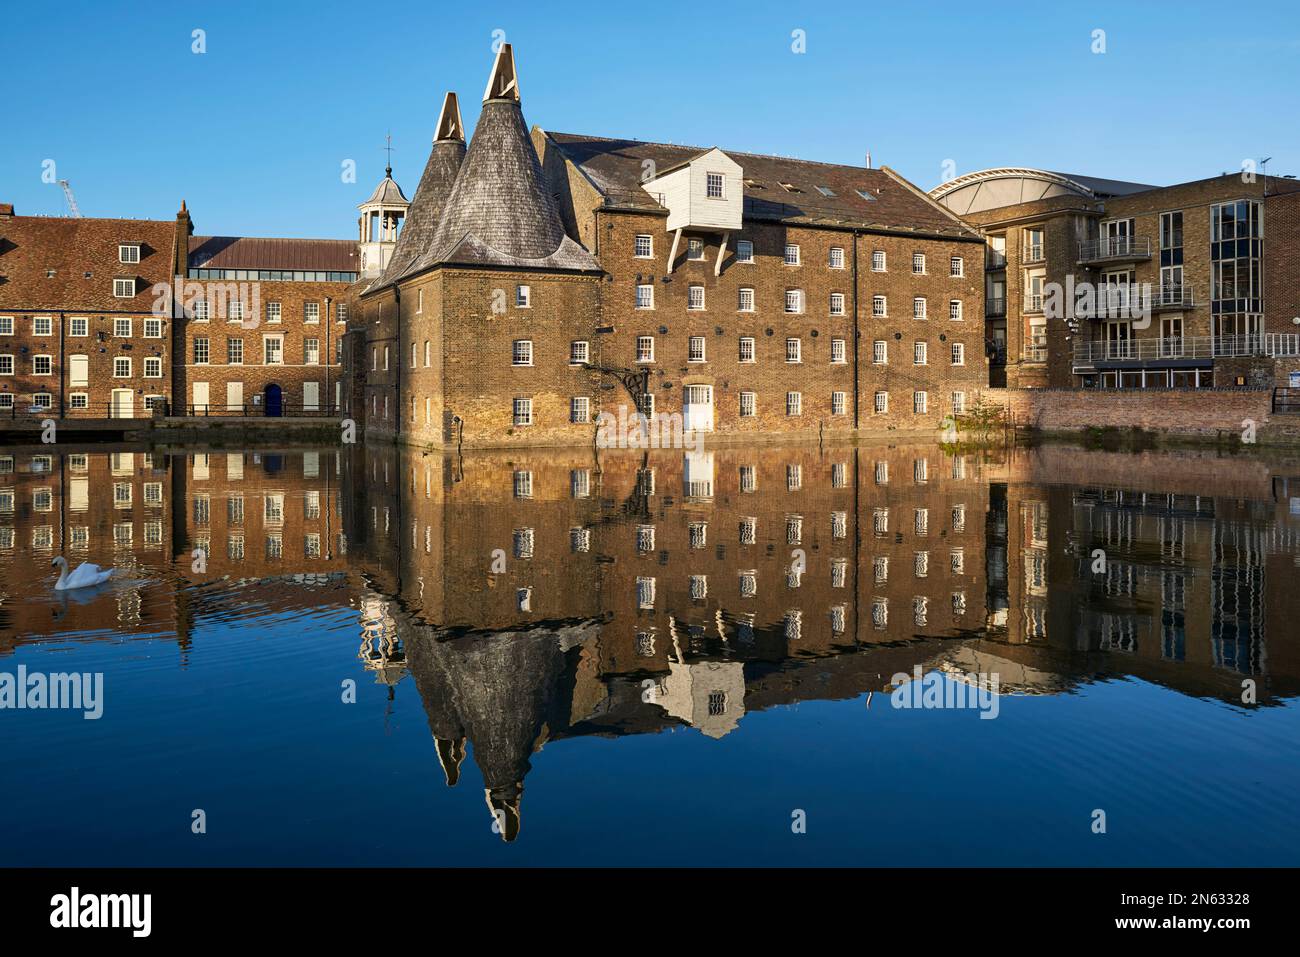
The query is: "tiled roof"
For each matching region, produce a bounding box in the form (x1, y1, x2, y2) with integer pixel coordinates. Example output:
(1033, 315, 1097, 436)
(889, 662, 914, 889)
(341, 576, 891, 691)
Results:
(0, 215, 179, 312)
(543, 132, 977, 236)
(189, 236, 358, 272)
(421, 56, 600, 273)
(369, 94, 468, 292)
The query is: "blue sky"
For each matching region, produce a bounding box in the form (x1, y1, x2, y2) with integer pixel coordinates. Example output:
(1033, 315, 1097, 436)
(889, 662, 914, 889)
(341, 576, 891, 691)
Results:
(4, 0, 1298, 238)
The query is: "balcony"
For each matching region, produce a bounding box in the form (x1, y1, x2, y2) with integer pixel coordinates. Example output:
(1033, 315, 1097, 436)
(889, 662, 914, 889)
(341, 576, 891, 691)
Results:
(1024, 293, 1044, 313)
(1148, 284, 1195, 311)
(1077, 236, 1151, 265)
(1075, 284, 1197, 320)
(1022, 243, 1045, 264)
(1072, 333, 1300, 366)
(986, 297, 1006, 317)
(986, 251, 1007, 269)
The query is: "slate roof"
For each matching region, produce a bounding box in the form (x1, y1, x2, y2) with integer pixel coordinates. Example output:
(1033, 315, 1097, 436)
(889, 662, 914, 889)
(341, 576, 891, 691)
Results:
(189, 235, 358, 273)
(369, 94, 468, 292)
(421, 97, 600, 273)
(0, 214, 179, 312)
(542, 132, 978, 237)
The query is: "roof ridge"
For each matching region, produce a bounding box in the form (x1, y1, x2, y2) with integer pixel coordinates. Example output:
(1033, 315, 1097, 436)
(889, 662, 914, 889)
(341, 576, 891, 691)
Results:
(546, 130, 884, 176)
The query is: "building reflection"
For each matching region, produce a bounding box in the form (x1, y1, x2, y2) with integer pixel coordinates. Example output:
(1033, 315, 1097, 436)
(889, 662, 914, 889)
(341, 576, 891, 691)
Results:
(3, 442, 1300, 839)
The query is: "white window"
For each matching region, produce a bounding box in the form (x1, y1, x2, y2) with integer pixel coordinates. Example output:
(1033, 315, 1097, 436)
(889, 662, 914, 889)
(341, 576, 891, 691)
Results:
(425, 340, 431, 366)
(416, 289, 423, 313)
(34, 316, 52, 336)
(874, 391, 888, 414)
(785, 338, 802, 363)
(634, 234, 653, 258)
(913, 390, 928, 414)
(227, 338, 244, 364)
(570, 340, 589, 364)
(144, 318, 162, 338)
(69, 392, 88, 409)
(786, 391, 802, 416)
(266, 301, 281, 324)
(516, 284, 531, 308)
(913, 297, 927, 319)
(411, 341, 418, 368)
(950, 256, 964, 277)
(144, 356, 162, 377)
(832, 391, 847, 415)
(949, 299, 963, 321)
(119, 244, 140, 264)
(113, 278, 135, 297)
(687, 238, 705, 260)
(113, 357, 131, 377)
(228, 299, 244, 322)
(635, 284, 654, 309)
(512, 339, 533, 366)
(738, 336, 756, 362)
(384, 346, 389, 369)
(0, 392, 12, 406)
(738, 287, 755, 311)
(829, 293, 845, 315)
(952, 391, 966, 414)
(637, 577, 656, 609)
(636, 336, 655, 363)
(706, 171, 725, 198)
(872, 295, 887, 317)
(264, 336, 284, 365)
(872, 340, 887, 364)
(951, 342, 965, 365)
(912, 252, 926, 274)
(735, 240, 754, 263)
(739, 391, 756, 417)
(32, 393, 52, 409)
(193, 337, 210, 364)
(785, 289, 804, 314)
(914, 341, 928, 365)
(512, 397, 533, 426)
(830, 338, 846, 363)
(68, 317, 87, 336)
(688, 336, 706, 362)
(0, 317, 13, 336)
(872, 250, 886, 272)
(32, 354, 52, 375)
(305, 338, 320, 364)
(513, 470, 533, 498)
(688, 285, 705, 310)
(638, 393, 655, 418)
(571, 396, 590, 423)
(304, 301, 320, 323)
(112, 318, 132, 337)
(784, 243, 800, 266)
(829, 246, 845, 269)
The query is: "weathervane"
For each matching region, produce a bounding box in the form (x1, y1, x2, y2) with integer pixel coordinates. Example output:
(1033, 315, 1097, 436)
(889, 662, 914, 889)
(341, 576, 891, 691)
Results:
(383, 132, 394, 177)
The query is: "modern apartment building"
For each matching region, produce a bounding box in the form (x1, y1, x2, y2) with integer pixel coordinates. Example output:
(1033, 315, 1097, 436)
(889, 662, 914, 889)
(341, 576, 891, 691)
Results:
(347, 44, 988, 448)
(933, 168, 1300, 389)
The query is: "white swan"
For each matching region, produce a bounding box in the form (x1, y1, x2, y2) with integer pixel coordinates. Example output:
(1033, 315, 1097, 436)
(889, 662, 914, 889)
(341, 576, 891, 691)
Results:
(51, 556, 115, 590)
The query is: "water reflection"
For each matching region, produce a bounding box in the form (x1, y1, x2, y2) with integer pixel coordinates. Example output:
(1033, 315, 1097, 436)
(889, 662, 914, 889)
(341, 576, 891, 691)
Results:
(2, 442, 1299, 850)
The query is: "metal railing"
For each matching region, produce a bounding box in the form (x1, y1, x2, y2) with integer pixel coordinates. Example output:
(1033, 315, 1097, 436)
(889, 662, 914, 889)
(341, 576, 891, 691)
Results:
(1, 400, 164, 420)
(1022, 243, 1045, 264)
(600, 188, 665, 210)
(1, 400, 340, 420)
(1071, 284, 1196, 319)
(986, 297, 1006, 317)
(1025, 293, 1044, 313)
(1078, 236, 1151, 261)
(1073, 333, 1300, 364)
(1023, 341, 1048, 362)
(185, 401, 341, 418)
(986, 251, 1007, 268)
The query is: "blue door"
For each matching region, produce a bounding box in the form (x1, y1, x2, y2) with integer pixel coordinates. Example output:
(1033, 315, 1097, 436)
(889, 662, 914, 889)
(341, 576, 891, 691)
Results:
(264, 384, 283, 417)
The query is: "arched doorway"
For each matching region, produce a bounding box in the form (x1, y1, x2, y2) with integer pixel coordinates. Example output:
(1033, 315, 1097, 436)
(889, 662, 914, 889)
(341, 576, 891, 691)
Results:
(264, 383, 283, 417)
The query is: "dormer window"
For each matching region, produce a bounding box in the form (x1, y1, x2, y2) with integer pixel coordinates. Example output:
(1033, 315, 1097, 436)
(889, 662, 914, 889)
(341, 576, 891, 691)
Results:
(113, 278, 135, 298)
(855, 189, 878, 202)
(815, 185, 836, 197)
(706, 172, 725, 199)
(119, 244, 141, 264)
(779, 182, 802, 193)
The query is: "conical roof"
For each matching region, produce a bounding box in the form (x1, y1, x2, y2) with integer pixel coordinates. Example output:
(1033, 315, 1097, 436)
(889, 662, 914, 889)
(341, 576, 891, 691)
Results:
(419, 45, 599, 273)
(374, 92, 468, 289)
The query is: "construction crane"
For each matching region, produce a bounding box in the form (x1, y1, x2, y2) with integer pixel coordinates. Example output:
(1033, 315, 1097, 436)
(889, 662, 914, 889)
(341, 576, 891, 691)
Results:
(58, 179, 81, 217)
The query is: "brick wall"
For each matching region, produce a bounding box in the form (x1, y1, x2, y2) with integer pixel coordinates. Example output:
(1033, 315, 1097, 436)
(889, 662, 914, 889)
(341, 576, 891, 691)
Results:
(983, 386, 1276, 437)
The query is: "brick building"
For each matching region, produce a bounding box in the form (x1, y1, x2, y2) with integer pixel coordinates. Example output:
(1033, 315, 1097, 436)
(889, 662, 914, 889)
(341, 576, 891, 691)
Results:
(180, 234, 356, 415)
(347, 44, 989, 449)
(932, 168, 1300, 389)
(0, 203, 184, 417)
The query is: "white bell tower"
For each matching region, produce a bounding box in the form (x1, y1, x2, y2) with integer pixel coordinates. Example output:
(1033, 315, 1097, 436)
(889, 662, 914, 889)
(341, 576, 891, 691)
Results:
(357, 141, 410, 279)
